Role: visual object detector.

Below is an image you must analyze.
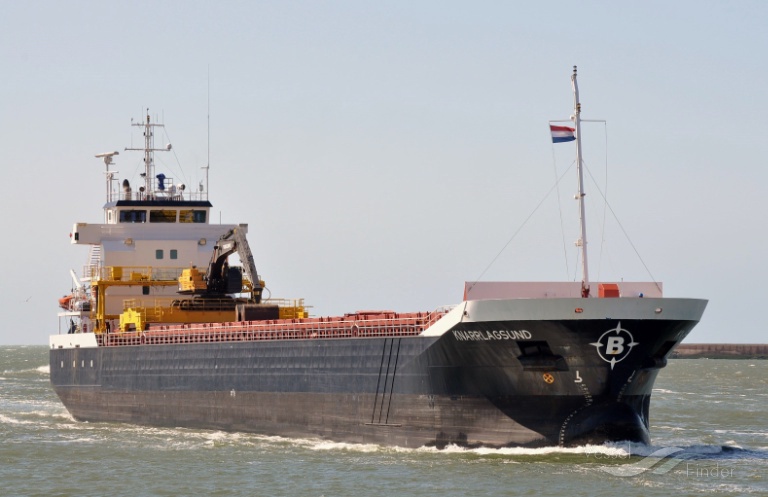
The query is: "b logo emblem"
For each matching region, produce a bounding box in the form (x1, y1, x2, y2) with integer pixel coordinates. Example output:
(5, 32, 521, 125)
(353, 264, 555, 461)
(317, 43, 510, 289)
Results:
(590, 322, 638, 369)
(605, 336, 625, 355)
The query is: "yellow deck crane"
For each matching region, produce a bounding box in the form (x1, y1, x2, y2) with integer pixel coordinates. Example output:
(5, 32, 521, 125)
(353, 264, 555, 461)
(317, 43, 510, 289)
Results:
(117, 228, 306, 331)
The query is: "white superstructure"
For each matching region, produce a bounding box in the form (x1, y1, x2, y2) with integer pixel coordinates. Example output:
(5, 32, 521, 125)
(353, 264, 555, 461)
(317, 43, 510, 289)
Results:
(59, 112, 242, 333)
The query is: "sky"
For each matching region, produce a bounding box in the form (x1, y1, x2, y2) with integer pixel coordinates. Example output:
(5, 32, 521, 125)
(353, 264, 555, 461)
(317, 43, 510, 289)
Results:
(1, 1, 766, 345)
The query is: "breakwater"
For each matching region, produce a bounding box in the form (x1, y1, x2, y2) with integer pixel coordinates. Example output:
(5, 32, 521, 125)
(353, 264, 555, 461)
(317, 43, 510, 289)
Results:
(671, 343, 768, 359)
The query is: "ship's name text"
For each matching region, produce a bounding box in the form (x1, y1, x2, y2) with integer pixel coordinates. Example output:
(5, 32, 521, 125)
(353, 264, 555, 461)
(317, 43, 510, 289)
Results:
(452, 329, 532, 341)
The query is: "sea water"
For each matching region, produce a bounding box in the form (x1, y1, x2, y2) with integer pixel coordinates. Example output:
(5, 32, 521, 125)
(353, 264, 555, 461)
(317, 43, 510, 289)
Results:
(1, 346, 765, 496)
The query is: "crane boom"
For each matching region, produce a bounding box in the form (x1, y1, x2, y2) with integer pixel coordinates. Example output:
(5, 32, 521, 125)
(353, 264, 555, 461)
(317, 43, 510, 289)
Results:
(178, 227, 263, 303)
(228, 228, 261, 299)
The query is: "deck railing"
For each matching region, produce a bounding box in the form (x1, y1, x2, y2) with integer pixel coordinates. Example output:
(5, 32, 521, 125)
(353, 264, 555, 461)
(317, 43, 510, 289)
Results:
(98, 307, 453, 347)
(85, 266, 187, 282)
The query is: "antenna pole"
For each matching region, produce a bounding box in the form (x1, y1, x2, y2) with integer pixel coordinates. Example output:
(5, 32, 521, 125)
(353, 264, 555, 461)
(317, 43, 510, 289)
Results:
(105, 162, 111, 202)
(572, 66, 590, 297)
(207, 67, 210, 200)
(144, 110, 153, 194)
(126, 109, 168, 199)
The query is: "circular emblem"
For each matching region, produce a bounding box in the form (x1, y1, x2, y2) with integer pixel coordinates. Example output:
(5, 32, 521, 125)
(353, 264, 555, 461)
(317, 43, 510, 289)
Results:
(542, 373, 555, 384)
(589, 322, 639, 370)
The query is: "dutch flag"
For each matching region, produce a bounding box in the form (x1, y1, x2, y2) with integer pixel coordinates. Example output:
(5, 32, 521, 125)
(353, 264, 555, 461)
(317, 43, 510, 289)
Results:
(550, 125, 576, 143)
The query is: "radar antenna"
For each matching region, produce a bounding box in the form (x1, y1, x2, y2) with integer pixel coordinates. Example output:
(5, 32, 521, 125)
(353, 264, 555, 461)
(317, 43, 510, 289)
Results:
(95, 151, 120, 202)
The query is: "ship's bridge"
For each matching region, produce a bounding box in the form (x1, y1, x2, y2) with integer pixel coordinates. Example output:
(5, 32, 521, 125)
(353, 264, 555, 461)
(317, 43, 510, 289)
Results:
(104, 199, 212, 225)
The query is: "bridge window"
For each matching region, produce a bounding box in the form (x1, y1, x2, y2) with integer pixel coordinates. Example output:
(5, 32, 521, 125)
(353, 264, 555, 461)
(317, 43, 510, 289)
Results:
(179, 210, 206, 223)
(119, 210, 147, 223)
(156, 249, 164, 259)
(150, 210, 177, 223)
(180, 210, 192, 223)
(170, 249, 178, 260)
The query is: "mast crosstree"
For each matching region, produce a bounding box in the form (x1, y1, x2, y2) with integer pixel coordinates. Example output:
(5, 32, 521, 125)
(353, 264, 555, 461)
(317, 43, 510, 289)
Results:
(125, 110, 172, 199)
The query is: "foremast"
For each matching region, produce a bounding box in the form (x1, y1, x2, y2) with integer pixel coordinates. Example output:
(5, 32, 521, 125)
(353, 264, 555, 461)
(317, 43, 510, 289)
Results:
(571, 66, 590, 298)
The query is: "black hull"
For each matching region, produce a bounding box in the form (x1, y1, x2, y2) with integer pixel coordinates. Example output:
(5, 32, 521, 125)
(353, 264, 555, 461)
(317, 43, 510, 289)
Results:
(50, 312, 701, 448)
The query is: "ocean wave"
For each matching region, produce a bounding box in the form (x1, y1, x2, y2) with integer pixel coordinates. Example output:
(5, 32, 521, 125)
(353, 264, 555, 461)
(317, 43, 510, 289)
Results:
(439, 443, 632, 457)
(421, 442, 760, 460)
(2, 365, 51, 375)
(20, 408, 765, 461)
(5, 398, 66, 411)
(49, 424, 267, 451)
(267, 437, 642, 458)
(714, 429, 768, 438)
(9, 410, 766, 466)
(220, 434, 635, 457)
(652, 388, 676, 394)
(698, 483, 764, 495)
(305, 440, 385, 453)
(25, 409, 75, 421)
(652, 425, 687, 431)
(65, 423, 768, 461)
(77, 428, 636, 458)
(635, 443, 766, 461)
(0, 413, 36, 426)
(283, 438, 768, 465)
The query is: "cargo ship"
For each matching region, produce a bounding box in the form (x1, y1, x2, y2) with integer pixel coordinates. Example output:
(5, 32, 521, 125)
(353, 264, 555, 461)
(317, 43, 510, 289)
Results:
(50, 68, 707, 448)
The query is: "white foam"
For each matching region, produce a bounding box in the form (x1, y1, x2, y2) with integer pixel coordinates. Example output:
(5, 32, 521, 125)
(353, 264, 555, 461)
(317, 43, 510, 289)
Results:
(200, 430, 247, 447)
(0, 413, 31, 425)
(55, 411, 76, 421)
(205, 435, 746, 461)
(269, 437, 638, 458)
(307, 440, 383, 453)
(2, 365, 51, 375)
(433, 443, 632, 457)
